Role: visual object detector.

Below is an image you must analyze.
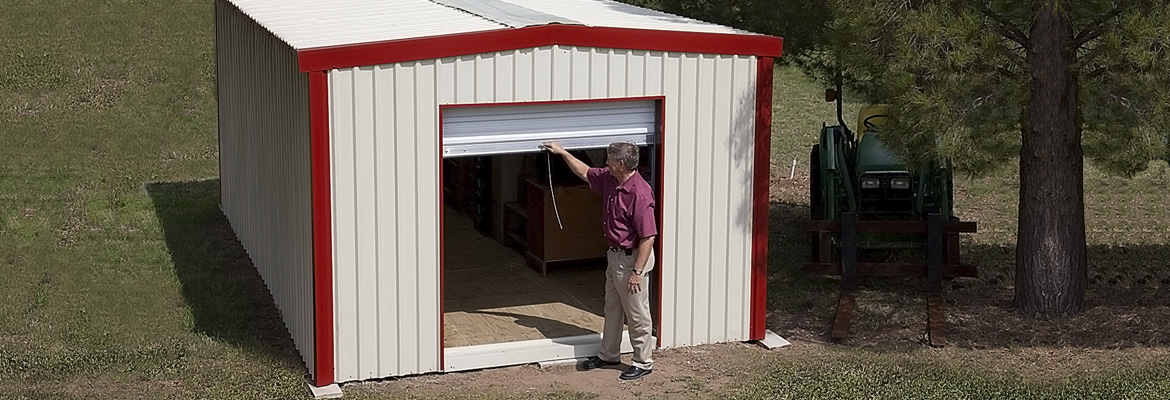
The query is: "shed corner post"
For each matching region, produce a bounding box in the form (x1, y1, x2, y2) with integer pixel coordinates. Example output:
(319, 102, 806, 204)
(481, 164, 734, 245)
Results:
(309, 69, 336, 386)
(749, 56, 775, 341)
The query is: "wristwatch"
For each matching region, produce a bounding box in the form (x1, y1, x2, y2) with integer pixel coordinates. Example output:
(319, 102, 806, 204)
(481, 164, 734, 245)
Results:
(633, 268, 644, 276)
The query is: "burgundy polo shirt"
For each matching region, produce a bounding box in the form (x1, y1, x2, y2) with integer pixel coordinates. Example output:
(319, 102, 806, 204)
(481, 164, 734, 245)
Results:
(586, 167, 657, 248)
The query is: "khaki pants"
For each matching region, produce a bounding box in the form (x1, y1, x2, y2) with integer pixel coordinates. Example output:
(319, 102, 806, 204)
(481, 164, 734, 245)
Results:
(598, 248, 655, 369)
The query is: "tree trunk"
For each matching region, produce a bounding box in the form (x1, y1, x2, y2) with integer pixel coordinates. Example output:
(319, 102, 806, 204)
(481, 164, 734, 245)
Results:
(1015, 3, 1088, 319)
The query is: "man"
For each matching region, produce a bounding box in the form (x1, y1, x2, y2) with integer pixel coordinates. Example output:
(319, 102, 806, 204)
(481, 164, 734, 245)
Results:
(543, 141, 656, 381)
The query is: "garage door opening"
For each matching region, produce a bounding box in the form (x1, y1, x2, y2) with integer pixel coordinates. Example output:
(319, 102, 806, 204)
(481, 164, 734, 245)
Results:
(439, 99, 663, 370)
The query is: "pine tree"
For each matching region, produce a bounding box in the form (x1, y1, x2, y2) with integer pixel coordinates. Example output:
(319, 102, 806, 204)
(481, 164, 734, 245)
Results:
(789, 0, 1170, 318)
(656, 0, 1168, 318)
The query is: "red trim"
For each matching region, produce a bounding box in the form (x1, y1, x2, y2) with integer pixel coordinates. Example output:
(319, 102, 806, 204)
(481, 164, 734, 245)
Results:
(309, 70, 335, 386)
(654, 99, 665, 348)
(749, 57, 774, 341)
(298, 25, 783, 72)
(436, 96, 668, 352)
(438, 106, 446, 370)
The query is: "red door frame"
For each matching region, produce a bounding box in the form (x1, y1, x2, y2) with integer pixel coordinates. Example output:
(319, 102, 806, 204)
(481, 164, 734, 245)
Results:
(436, 96, 667, 369)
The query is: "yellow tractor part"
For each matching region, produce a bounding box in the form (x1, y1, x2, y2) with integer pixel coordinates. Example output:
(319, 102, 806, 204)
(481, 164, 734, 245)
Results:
(856, 104, 889, 139)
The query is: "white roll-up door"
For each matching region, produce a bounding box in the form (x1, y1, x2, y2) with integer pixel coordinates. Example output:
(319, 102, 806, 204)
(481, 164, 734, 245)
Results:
(441, 99, 659, 158)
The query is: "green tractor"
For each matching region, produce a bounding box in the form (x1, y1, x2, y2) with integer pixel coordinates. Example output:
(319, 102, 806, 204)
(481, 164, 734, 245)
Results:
(805, 88, 976, 346)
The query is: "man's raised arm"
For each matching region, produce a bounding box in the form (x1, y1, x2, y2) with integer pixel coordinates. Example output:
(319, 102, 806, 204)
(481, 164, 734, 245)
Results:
(542, 141, 589, 181)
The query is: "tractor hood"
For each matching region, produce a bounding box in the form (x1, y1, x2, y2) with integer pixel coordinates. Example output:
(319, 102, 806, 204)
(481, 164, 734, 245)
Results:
(855, 131, 908, 175)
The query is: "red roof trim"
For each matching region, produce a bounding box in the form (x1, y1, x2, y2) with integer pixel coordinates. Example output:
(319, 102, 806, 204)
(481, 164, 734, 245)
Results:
(749, 56, 773, 341)
(309, 71, 336, 386)
(298, 24, 782, 72)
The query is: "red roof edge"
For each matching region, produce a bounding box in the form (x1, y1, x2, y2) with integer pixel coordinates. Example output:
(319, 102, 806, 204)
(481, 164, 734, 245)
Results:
(297, 24, 782, 72)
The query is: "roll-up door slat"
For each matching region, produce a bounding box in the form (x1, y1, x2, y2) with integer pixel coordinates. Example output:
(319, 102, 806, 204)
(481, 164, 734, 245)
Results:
(442, 100, 658, 158)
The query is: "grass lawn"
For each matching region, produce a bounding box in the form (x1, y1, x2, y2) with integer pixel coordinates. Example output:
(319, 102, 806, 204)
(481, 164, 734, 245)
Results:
(2, 1, 1169, 399)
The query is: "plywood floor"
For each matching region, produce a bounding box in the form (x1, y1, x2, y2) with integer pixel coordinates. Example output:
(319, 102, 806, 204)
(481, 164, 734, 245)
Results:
(444, 207, 606, 348)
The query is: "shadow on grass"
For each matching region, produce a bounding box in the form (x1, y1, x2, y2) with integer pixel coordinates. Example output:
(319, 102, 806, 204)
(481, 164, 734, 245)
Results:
(147, 179, 304, 369)
(765, 200, 1170, 349)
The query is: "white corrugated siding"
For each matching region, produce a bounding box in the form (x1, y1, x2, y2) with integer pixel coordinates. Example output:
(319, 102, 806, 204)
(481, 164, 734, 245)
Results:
(216, 0, 316, 374)
(225, 0, 746, 50)
(328, 45, 757, 381)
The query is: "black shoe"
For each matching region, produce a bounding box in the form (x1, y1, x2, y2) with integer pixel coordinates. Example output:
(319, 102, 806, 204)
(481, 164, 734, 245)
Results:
(620, 366, 652, 380)
(581, 356, 620, 370)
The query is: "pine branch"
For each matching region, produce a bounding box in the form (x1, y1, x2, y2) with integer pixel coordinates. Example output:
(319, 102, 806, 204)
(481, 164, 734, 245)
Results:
(978, 2, 1029, 48)
(1086, 66, 1109, 80)
(1072, 3, 1125, 48)
(996, 66, 1017, 79)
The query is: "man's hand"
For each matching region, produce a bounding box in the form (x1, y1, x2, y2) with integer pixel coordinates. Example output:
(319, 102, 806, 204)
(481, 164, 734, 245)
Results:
(542, 141, 567, 155)
(627, 272, 642, 294)
(541, 140, 588, 180)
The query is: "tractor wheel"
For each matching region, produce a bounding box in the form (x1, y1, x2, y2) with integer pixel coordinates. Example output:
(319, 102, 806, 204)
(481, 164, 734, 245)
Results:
(809, 145, 824, 259)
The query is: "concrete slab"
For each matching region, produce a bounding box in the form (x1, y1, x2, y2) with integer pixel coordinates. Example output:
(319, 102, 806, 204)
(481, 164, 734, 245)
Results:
(758, 330, 792, 349)
(308, 383, 343, 399)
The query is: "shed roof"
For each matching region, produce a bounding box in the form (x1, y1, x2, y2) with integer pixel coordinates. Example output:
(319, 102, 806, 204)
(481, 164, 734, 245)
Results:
(228, 0, 754, 50)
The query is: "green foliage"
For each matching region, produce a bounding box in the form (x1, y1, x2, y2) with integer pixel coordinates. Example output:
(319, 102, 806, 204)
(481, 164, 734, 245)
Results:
(654, 0, 832, 59)
(1080, 5, 1170, 174)
(784, 0, 1170, 176)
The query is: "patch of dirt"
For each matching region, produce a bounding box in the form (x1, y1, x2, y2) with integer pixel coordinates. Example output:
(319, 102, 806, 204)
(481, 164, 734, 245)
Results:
(346, 343, 766, 399)
(69, 78, 128, 110)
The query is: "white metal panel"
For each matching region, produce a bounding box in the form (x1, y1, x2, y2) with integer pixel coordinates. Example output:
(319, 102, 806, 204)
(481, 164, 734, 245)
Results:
(707, 55, 733, 340)
(328, 45, 758, 381)
(413, 60, 443, 375)
(215, 0, 316, 375)
(432, 0, 579, 28)
(372, 64, 401, 377)
(728, 55, 756, 340)
(570, 49, 591, 98)
(551, 47, 572, 100)
(394, 63, 424, 375)
(668, 52, 696, 346)
(226, 0, 753, 51)
(441, 100, 659, 157)
(513, 49, 533, 102)
(657, 53, 758, 348)
(494, 51, 515, 102)
(330, 63, 443, 382)
(352, 67, 380, 379)
(502, 0, 746, 34)
(330, 67, 360, 378)
(227, 0, 505, 50)
(690, 54, 715, 345)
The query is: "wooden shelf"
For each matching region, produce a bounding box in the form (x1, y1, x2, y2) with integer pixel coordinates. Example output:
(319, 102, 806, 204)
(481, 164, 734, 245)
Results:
(504, 201, 528, 219)
(521, 178, 607, 275)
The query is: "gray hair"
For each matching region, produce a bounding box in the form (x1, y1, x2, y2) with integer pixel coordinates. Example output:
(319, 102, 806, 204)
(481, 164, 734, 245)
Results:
(607, 142, 640, 170)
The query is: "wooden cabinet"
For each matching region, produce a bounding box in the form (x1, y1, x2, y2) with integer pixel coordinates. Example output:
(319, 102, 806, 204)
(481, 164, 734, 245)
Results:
(509, 178, 607, 275)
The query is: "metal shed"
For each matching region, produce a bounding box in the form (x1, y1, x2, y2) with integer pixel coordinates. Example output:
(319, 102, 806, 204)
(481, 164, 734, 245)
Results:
(215, 0, 782, 387)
